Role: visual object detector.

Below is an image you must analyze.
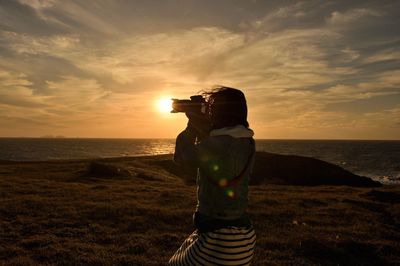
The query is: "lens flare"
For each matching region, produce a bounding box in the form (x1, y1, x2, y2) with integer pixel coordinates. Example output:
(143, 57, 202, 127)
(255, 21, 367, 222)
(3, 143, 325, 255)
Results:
(156, 98, 173, 113)
(219, 178, 227, 187)
(226, 188, 235, 198)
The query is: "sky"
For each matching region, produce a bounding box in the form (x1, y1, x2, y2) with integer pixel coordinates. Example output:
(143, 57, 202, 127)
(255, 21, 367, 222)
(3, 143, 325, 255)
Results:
(0, 0, 399, 139)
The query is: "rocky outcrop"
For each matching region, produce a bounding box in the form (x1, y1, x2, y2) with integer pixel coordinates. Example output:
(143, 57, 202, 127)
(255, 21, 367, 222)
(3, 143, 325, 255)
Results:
(86, 161, 132, 177)
(250, 152, 381, 187)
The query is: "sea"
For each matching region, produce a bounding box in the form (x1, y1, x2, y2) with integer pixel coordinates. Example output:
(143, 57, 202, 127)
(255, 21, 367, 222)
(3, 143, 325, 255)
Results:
(0, 138, 399, 185)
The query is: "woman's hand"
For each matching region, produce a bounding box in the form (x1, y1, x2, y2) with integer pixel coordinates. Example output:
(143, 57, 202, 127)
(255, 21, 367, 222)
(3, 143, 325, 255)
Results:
(185, 111, 211, 141)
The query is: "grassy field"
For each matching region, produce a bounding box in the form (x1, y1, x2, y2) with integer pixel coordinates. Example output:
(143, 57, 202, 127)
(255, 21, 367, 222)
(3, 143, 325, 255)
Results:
(1, 155, 399, 265)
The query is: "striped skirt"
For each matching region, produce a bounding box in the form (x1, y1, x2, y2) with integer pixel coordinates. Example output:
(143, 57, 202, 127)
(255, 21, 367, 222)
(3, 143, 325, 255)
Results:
(169, 227, 256, 265)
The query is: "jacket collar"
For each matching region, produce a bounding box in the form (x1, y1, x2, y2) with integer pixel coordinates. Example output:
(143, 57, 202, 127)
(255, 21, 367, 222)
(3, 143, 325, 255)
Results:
(210, 125, 254, 138)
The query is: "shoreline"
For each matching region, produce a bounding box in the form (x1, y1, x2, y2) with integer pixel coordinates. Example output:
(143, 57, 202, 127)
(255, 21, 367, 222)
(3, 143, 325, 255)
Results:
(1, 153, 397, 186)
(1, 139, 398, 185)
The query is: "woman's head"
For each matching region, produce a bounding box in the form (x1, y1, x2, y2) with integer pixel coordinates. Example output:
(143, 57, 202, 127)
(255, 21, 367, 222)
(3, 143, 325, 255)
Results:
(204, 86, 249, 130)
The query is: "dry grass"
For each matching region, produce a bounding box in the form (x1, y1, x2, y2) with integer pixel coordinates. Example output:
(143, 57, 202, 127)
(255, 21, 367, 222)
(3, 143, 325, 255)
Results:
(0, 155, 399, 265)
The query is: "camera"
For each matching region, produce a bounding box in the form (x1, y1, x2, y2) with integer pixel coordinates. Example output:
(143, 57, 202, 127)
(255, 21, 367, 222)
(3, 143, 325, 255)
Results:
(171, 95, 208, 114)
(172, 95, 211, 140)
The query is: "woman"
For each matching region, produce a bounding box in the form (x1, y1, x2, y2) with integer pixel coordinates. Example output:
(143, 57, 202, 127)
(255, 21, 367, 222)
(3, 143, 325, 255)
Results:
(169, 86, 256, 265)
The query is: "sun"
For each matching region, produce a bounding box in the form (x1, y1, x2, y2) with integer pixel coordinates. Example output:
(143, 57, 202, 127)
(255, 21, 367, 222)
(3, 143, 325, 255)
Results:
(156, 98, 173, 113)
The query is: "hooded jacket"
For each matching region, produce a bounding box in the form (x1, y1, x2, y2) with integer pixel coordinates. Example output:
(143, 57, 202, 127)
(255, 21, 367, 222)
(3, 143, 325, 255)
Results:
(174, 125, 255, 229)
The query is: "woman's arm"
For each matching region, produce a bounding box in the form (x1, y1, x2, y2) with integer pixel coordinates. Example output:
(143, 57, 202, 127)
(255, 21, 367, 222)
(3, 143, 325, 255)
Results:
(174, 112, 210, 167)
(173, 127, 199, 167)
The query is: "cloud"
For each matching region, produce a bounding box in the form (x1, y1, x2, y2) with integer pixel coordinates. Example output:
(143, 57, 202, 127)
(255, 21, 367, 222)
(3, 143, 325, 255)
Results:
(18, 0, 58, 10)
(0, 69, 32, 87)
(0, 0, 399, 138)
(63, 27, 245, 91)
(0, 69, 49, 108)
(363, 49, 400, 64)
(328, 8, 382, 26)
(0, 30, 80, 55)
(45, 76, 108, 105)
(0, 0, 66, 35)
(340, 47, 360, 62)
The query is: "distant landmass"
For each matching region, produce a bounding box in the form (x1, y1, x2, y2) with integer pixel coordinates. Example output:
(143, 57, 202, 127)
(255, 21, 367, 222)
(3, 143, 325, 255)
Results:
(40, 135, 66, 138)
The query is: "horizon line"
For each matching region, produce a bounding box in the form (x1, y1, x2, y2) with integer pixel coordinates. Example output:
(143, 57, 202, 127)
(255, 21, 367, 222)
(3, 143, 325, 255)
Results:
(0, 137, 399, 141)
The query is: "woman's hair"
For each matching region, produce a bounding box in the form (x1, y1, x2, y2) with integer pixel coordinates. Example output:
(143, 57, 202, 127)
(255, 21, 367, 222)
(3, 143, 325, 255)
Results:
(203, 86, 249, 130)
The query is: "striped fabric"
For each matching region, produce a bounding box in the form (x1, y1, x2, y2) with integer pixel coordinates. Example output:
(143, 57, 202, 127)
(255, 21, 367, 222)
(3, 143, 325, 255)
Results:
(169, 227, 256, 265)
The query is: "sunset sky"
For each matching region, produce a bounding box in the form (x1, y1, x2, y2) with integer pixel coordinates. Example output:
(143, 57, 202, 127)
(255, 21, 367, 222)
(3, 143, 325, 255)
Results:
(0, 0, 399, 139)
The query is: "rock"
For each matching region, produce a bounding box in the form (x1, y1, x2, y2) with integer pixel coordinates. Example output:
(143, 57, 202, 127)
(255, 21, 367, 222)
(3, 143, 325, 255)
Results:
(87, 161, 131, 177)
(250, 152, 381, 187)
(362, 190, 400, 203)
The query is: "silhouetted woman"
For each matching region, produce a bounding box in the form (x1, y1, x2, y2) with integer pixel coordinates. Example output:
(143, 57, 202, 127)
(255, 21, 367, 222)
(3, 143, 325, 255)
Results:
(169, 86, 256, 265)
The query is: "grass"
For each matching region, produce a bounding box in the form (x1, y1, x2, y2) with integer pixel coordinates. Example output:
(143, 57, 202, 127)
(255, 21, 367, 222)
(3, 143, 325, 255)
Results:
(0, 155, 399, 265)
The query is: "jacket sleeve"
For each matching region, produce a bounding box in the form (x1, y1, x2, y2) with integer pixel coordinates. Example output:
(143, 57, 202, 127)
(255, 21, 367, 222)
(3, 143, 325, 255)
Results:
(174, 127, 228, 173)
(173, 127, 199, 168)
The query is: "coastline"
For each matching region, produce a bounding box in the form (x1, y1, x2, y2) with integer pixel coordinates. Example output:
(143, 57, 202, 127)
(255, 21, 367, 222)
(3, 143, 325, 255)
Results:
(1, 138, 399, 185)
(1, 154, 399, 265)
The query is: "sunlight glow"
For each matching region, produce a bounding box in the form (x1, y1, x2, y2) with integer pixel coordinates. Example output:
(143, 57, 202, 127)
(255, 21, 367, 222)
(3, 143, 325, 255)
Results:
(156, 98, 173, 113)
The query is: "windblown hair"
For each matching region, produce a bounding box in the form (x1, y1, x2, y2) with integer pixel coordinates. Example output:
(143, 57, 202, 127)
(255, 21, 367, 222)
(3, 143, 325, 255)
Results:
(203, 86, 249, 130)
